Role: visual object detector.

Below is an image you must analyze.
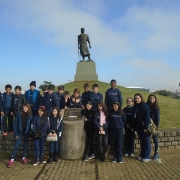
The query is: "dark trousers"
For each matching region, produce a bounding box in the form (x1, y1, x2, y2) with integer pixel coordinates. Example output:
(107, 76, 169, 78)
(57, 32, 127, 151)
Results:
(50, 137, 59, 152)
(84, 128, 95, 155)
(34, 137, 46, 159)
(2, 108, 14, 132)
(11, 133, 29, 159)
(152, 134, 158, 152)
(136, 128, 151, 159)
(124, 128, 135, 154)
(97, 131, 108, 154)
(0, 116, 2, 131)
(112, 128, 124, 162)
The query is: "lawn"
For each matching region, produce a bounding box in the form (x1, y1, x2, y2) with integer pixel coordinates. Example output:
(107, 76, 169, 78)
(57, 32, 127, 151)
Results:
(54, 81, 180, 129)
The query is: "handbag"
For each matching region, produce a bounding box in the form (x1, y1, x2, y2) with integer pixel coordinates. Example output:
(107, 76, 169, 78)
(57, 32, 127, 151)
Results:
(31, 119, 44, 139)
(46, 132, 57, 142)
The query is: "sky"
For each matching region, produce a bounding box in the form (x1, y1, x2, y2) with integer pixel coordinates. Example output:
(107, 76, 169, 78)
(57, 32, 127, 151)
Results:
(0, 0, 180, 92)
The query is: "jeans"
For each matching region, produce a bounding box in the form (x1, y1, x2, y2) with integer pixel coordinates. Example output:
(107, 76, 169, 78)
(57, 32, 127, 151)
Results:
(124, 127, 135, 154)
(112, 128, 124, 162)
(136, 128, 151, 159)
(97, 131, 108, 154)
(49, 137, 59, 152)
(2, 108, 14, 132)
(84, 128, 95, 155)
(11, 133, 29, 159)
(34, 136, 46, 159)
(152, 134, 158, 152)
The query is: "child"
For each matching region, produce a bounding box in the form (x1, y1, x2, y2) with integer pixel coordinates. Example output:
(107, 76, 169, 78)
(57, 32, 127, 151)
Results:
(94, 102, 109, 161)
(42, 86, 48, 96)
(47, 107, 63, 164)
(25, 81, 41, 116)
(1, 84, 14, 135)
(70, 88, 82, 108)
(105, 79, 123, 112)
(7, 103, 33, 168)
(82, 101, 95, 161)
(82, 83, 92, 109)
(63, 91, 70, 109)
(110, 102, 126, 163)
(31, 106, 49, 166)
(0, 92, 2, 133)
(13, 86, 26, 116)
(39, 85, 58, 116)
(123, 98, 135, 157)
(90, 84, 103, 112)
(147, 94, 160, 159)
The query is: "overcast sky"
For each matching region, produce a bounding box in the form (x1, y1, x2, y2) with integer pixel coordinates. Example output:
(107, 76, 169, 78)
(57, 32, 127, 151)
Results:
(0, 0, 180, 92)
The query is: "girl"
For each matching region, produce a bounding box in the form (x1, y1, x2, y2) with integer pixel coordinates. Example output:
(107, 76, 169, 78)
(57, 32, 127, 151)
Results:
(31, 106, 49, 166)
(123, 97, 135, 157)
(70, 88, 82, 108)
(110, 102, 126, 163)
(82, 101, 95, 161)
(47, 107, 63, 164)
(94, 102, 109, 162)
(7, 103, 33, 168)
(147, 94, 160, 159)
(133, 93, 151, 162)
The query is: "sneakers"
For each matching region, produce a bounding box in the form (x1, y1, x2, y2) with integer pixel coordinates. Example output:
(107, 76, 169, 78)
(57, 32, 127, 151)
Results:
(88, 154, 95, 160)
(83, 155, 89, 161)
(118, 161, 123, 164)
(154, 152, 159, 160)
(142, 158, 150, 162)
(7, 160, 14, 168)
(22, 158, 28, 165)
(9, 131, 14, 134)
(124, 153, 129, 157)
(40, 158, 46, 164)
(4, 132, 8, 136)
(33, 159, 40, 166)
(130, 153, 134, 157)
(138, 157, 143, 161)
(112, 158, 116, 163)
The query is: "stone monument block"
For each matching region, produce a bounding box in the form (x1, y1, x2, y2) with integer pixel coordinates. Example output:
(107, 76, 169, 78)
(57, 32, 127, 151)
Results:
(74, 61, 98, 81)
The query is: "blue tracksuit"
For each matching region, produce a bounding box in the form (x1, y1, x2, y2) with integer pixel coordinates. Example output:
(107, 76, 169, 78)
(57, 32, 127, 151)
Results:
(133, 103, 151, 159)
(11, 112, 33, 159)
(82, 91, 92, 107)
(105, 88, 123, 111)
(31, 115, 49, 160)
(90, 92, 103, 111)
(47, 116, 63, 152)
(110, 112, 126, 162)
(39, 92, 58, 116)
(70, 95, 82, 108)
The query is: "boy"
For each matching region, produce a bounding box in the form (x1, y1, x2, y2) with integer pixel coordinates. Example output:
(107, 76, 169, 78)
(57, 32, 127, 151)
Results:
(55, 85, 64, 110)
(42, 86, 48, 95)
(39, 85, 58, 116)
(70, 88, 82, 108)
(25, 81, 41, 116)
(63, 91, 70, 109)
(13, 86, 26, 116)
(90, 84, 103, 112)
(105, 79, 123, 112)
(82, 83, 92, 109)
(0, 84, 14, 135)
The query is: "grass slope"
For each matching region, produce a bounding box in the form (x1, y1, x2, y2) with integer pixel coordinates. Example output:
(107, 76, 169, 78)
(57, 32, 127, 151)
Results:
(54, 81, 180, 129)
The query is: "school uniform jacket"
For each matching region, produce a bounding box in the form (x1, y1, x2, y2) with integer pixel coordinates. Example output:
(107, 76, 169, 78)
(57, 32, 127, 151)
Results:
(90, 92, 103, 111)
(123, 106, 133, 128)
(94, 112, 109, 131)
(70, 95, 82, 108)
(0, 92, 14, 112)
(13, 94, 26, 115)
(82, 91, 92, 107)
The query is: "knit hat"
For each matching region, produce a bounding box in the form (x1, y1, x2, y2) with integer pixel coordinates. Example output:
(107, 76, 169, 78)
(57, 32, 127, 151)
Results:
(30, 81, 36, 87)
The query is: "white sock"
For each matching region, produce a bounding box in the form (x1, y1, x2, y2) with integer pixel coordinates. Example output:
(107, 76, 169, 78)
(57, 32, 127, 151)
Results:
(22, 157, 26, 160)
(11, 159, 14, 162)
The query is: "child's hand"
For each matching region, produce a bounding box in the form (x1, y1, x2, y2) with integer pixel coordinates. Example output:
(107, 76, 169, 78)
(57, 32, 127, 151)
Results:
(72, 98, 75, 102)
(131, 128, 134, 132)
(52, 133, 57, 137)
(100, 127, 103, 131)
(1, 112, 4, 116)
(84, 118, 88, 121)
(76, 98, 80, 103)
(11, 112, 14, 116)
(16, 136, 19, 139)
(126, 124, 130, 128)
(49, 133, 52, 137)
(65, 106, 67, 109)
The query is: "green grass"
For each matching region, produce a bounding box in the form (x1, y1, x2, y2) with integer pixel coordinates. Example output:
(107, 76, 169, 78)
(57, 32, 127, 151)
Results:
(54, 81, 180, 129)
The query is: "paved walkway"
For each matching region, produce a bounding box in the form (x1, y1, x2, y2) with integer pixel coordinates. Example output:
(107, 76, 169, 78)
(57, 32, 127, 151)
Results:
(0, 149, 180, 180)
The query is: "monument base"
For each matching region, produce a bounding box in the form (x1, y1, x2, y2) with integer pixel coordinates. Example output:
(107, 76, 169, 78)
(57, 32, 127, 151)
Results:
(74, 61, 98, 81)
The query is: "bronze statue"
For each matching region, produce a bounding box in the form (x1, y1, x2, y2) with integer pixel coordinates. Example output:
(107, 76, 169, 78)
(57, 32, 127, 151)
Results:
(78, 28, 93, 62)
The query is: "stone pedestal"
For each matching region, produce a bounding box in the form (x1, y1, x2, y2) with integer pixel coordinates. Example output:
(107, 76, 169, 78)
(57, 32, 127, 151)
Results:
(74, 61, 98, 81)
(59, 108, 86, 160)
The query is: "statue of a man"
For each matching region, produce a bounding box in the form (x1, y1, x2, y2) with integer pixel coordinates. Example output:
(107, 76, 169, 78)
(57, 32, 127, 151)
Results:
(78, 28, 92, 62)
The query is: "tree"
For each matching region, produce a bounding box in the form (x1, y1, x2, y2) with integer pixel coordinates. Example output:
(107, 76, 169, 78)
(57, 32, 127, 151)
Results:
(39, 81, 55, 89)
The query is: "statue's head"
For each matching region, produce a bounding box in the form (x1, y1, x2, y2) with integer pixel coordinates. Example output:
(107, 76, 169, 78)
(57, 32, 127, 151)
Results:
(81, 28, 85, 33)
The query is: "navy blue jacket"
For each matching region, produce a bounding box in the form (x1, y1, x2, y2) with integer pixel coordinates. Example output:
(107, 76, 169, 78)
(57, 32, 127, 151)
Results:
(70, 95, 82, 108)
(47, 116, 63, 135)
(94, 112, 109, 131)
(90, 92, 103, 111)
(13, 94, 26, 115)
(123, 106, 133, 128)
(13, 111, 33, 137)
(133, 103, 150, 131)
(82, 91, 92, 107)
(25, 89, 41, 111)
(0, 92, 14, 112)
(54, 92, 63, 110)
(105, 88, 123, 109)
(31, 115, 49, 137)
(147, 104, 160, 128)
(39, 92, 58, 115)
(109, 112, 126, 129)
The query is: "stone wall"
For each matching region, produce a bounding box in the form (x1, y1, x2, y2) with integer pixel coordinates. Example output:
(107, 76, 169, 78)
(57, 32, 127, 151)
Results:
(0, 128, 180, 157)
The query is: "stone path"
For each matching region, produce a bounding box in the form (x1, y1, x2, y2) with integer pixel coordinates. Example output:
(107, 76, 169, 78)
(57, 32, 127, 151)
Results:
(0, 149, 180, 180)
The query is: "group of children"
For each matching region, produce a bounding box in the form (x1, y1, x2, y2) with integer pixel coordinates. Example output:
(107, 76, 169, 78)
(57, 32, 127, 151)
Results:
(0, 79, 160, 167)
